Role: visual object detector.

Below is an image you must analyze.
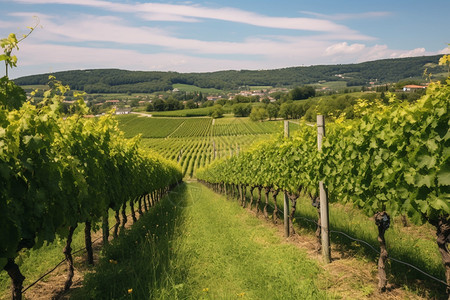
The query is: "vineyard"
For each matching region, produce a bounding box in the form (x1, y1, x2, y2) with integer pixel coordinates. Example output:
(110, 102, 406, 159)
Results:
(1, 26, 449, 300)
(197, 80, 450, 296)
(0, 77, 182, 300)
(117, 114, 289, 177)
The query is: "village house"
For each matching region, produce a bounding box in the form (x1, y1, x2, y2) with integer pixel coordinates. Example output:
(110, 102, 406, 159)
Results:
(403, 85, 427, 92)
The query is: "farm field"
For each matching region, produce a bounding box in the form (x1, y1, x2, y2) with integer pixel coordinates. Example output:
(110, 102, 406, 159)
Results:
(150, 107, 216, 117)
(172, 83, 224, 94)
(116, 115, 289, 177)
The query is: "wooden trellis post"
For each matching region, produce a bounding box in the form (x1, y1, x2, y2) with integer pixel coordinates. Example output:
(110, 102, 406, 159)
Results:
(284, 120, 290, 237)
(317, 115, 331, 263)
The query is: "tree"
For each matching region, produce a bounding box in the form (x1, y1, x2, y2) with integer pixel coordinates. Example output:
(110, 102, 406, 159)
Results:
(291, 102, 306, 119)
(232, 103, 252, 117)
(249, 106, 268, 121)
(165, 97, 182, 111)
(261, 97, 270, 104)
(209, 104, 224, 119)
(185, 100, 197, 109)
(266, 103, 279, 120)
(279, 102, 293, 119)
(146, 103, 154, 112)
(290, 86, 315, 100)
(201, 100, 214, 107)
(153, 99, 166, 111)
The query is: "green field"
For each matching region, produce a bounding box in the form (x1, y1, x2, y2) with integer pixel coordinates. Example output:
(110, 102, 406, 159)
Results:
(311, 80, 349, 91)
(150, 107, 214, 117)
(172, 83, 224, 94)
(247, 85, 273, 90)
(116, 115, 286, 177)
(117, 114, 185, 138)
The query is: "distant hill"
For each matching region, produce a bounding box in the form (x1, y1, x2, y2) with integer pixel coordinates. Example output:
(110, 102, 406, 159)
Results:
(13, 55, 445, 93)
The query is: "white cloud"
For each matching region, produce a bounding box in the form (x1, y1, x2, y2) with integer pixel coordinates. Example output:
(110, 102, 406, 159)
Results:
(438, 46, 450, 54)
(324, 43, 440, 64)
(396, 48, 426, 58)
(5, 13, 332, 56)
(9, 42, 269, 77)
(301, 11, 392, 21)
(3, 1, 444, 77)
(12, 0, 368, 37)
(325, 42, 366, 56)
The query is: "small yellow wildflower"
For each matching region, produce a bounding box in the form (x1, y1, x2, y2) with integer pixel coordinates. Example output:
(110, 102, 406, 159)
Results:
(128, 288, 133, 294)
(237, 292, 246, 297)
(202, 288, 209, 292)
(109, 259, 118, 264)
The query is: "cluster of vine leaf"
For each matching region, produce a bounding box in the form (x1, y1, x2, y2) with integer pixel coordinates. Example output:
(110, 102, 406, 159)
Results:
(0, 75, 182, 270)
(197, 79, 449, 226)
(197, 123, 320, 196)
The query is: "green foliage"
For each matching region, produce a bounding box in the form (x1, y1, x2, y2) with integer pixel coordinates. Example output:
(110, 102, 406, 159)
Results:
(266, 103, 279, 120)
(116, 115, 185, 138)
(198, 80, 450, 225)
(14, 55, 446, 93)
(1, 23, 38, 77)
(232, 103, 252, 117)
(184, 99, 197, 109)
(0, 75, 182, 271)
(290, 85, 316, 100)
(249, 106, 268, 122)
(117, 116, 283, 178)
(208, 104, 224, 119)
(279, 101, 306, 119)
(0, 76, 26, 110)
(150, 106, 214, 117)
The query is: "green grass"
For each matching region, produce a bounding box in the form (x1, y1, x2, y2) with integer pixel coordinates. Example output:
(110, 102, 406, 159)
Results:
(73, 182, 329, 299)
(311, 81, 349, 91)
(19, 84, 49, 91)
(243, 189, 446, 299)
(172, 83, 224, 94)
(247, 85, 273, 90)
(151, 107, 214, 117)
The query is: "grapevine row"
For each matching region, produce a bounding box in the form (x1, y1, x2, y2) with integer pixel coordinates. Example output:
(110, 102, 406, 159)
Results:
(0, 78, 182, 300)
(197, 80, 449, 292)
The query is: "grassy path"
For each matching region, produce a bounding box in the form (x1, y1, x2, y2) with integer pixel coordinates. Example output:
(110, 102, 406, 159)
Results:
(73, 182, 329, 299)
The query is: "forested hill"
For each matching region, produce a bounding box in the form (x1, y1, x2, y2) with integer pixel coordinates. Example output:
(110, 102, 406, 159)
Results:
(14, 55, 445, 93)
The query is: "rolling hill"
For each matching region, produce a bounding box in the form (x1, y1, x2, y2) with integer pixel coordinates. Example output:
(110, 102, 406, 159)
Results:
(13, 55, 445, 93)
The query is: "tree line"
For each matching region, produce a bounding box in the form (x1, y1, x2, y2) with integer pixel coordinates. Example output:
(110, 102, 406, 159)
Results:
(13, 55, 445, 93)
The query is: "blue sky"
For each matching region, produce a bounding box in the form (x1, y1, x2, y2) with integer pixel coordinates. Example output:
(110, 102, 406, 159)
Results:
(1, 0, 449, 78)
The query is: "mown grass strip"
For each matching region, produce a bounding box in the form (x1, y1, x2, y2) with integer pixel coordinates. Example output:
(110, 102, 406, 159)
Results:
(73, 182, 329, 299)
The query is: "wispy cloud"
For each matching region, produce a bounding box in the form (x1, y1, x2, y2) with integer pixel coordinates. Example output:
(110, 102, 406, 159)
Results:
(300, 11, 392, 21)
(324, 42, 439, 63)
(13, 0, 368, 36)
(3, 0, 444, 77)
(7, 12, 371, 57)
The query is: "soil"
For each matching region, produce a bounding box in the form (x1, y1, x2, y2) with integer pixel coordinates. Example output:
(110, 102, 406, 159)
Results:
(21, 217, 137, 300)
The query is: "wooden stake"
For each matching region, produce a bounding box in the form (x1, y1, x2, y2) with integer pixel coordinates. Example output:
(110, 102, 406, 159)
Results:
(284, 120, 289, 138)
(283, 192, 289, 237)
(317, 115, 331, 263)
